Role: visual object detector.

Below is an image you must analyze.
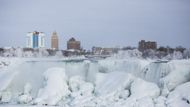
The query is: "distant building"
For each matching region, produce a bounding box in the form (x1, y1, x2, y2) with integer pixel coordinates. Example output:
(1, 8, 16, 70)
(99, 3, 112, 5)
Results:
(67, 37, 81, 50)
(26, 31, 45, 48)
(92, 47, 119, 55)
(138, 40, 157, 51)
(51, 31, 59, 50)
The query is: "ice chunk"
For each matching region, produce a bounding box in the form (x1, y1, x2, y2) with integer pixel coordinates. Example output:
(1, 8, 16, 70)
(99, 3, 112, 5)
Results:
(95, 72, 135, 96)
(33, 67, 69, 106)
(0, 91, 12, 103)
(17, 83, 32, 104)
(17, 94, 32, 104)
(130, 78, 160, 99)
(80, 82, 94, 96)
(118, 90, 130, 100)
(154, 96, 167, 107)
(166, 82, 190, 107)
(69, 76, 85, 92)
(137, 97, 155, 107)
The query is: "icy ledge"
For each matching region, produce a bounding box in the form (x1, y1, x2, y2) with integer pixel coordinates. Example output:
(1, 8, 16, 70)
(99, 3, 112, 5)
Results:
(32, 67, 69, 105)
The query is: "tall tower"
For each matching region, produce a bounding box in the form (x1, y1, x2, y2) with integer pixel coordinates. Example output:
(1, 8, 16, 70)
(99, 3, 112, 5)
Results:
(51, 31, 59, 50)
(26, 31, 45, 48)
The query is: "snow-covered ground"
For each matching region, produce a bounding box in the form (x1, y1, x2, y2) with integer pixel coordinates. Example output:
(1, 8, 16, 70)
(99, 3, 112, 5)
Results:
(0, 53, 190, 107)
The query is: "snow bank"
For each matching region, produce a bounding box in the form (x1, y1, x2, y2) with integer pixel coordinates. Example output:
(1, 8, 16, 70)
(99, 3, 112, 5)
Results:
(0, 71, 18, 92)
(0, 91, 12, 103)
(93, 72, 160, 107)
(0, 58, 23, 103)
(68, 76, 95, 106)
(130, 78, 160, 99)
(69, 76, 85, 92)
(95, 72, 135, 96)
(17, 83, 33, 104)
(154, 96, 167, 107)
(32, 67, 69, 106)
(166, 82, 190, 107)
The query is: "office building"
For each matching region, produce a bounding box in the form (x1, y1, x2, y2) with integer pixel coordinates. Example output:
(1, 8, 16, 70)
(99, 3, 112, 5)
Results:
(26, 31, 45, 48)
(51, 31, 59, 50)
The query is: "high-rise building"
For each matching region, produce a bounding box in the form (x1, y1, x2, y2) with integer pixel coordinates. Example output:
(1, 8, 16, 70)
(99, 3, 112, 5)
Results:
(51, 31, 59, 50)
(26, 31, 45, 48)
(67, 37, 81, 50)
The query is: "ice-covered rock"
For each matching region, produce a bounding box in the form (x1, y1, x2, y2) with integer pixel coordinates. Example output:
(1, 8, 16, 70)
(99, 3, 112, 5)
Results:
(136, 97, 155, 107)
(80, 82, 94, 96)
(114, 96, 154, 107)
(17, 83, 32, 104)
(0, 90, 12, 103)
(118, 90, 130, 100)
(69, 76, 85, 92)
(166, 82, 190, 107)
(68, 75, 95, 106)
(95, 72, 135, 96)
(154, 96, 167, 107)
(0, 57, 190, 106)
(17, 94, 32, 104)
(130, 78, 160, 99)
(32, 67, 69, 106)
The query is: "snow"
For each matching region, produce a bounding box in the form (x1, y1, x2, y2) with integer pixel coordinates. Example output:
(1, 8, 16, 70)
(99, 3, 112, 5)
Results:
(159, 60, 190, 91)
(17, 83, 33, 104)
(155, 96, 167, 107)
(166, 82, 190, 107)
(69, 76, 85, 92)
(32, 67, 69, 106)
(0, 90, 12, 103)
(68, 75, 95, 106)
(95, 72, 134, 96)
(130, 78, 160, 99)
(112, 49, 142, 59)
(0, 55, 190, 107)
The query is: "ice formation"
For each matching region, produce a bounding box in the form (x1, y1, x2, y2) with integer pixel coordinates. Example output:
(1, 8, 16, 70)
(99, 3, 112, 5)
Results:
(32, 67, 69, 105)
(166, 82, 190, 107)
(0, 51, 190, 107)
(17, 83, 33, 104)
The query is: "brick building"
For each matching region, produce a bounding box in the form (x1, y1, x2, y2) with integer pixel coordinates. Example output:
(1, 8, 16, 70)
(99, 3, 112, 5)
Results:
(138, 40, 157, 51)
(67, 37, 81, 50)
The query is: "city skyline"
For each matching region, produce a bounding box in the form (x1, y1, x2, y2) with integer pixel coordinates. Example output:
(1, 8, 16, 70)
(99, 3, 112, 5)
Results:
(0, 0, 190, 49)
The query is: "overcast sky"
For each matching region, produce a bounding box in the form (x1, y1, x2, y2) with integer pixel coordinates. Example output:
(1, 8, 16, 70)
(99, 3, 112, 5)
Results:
(0, 0, 190, 50)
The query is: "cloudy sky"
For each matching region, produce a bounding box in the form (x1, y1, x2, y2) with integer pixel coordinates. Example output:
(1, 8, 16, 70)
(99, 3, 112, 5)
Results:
(0, 0, 190, 50)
